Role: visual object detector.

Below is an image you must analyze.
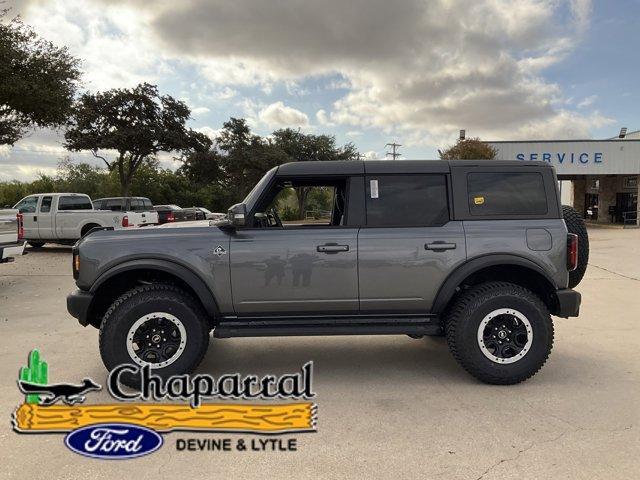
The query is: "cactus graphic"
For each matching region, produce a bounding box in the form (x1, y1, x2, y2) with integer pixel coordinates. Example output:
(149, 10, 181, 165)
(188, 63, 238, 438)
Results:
(19, 350, 48, 404)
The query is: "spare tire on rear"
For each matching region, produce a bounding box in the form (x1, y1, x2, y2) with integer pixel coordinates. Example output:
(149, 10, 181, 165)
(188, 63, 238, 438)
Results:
(562, 205, 589, 288)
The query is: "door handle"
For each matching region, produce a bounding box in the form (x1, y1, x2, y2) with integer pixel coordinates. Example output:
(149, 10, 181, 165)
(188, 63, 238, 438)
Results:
(425, 241, 456, 252)
(317, 244, 349, 253)
(33, 216, 37, 222)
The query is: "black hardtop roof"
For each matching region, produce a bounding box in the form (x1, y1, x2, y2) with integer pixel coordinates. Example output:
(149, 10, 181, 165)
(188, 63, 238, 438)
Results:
(275, 159, 552, 176)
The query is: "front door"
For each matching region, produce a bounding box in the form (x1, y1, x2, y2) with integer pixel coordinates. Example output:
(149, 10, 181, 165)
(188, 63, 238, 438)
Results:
(230, 228, 358, 314)
(358, 174, 466, 312)
(229, 176, 359, 315)
(14, 196, 39, 239)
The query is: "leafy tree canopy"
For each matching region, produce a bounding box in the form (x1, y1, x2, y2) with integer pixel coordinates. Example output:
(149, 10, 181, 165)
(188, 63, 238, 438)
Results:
(439, 137, 497, 160)
(64, 82, 212, 196)
(0, 10, 81, 145)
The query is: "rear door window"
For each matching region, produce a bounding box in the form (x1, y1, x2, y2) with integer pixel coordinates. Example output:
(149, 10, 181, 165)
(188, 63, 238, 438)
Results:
(58, 196, 93, 210)
(365, 174, 449, 227)
(467, 172, 547, 215)
(40, 196, 53, 213)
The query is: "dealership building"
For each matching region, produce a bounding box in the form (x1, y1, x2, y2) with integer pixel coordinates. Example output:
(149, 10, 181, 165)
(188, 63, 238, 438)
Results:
(486, 129, 640, 225)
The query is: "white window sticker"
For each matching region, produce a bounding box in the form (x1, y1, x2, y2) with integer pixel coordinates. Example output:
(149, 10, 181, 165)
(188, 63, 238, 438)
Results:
(370, 179, 379, 199)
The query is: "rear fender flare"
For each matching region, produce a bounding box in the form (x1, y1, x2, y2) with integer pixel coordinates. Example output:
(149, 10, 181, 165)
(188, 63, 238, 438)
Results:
(431, 254, 558, 314)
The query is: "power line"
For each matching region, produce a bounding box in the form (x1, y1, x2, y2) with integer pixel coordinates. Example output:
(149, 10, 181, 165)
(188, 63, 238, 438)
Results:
(385, 142, 402, 160)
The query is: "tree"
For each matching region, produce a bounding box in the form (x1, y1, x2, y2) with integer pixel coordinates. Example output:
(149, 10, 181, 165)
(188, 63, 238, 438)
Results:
(438, 137, 497, 160)
(0, 10, 81, 145)
(272, 128, 356, 218)
(64, 83, 212, 196)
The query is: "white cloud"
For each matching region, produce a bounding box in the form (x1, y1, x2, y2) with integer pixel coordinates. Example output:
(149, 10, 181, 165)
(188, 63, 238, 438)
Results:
(146, 0, 604, 141)
(191, 106, 211, 115)
(577, 95, 598, 109)
(258, 102, 309, 128)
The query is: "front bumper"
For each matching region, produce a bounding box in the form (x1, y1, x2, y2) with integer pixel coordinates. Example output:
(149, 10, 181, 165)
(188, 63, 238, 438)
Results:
(0, 241, 25, 263)
(555, 288, 581, 318)
(67, 289, 94, 326)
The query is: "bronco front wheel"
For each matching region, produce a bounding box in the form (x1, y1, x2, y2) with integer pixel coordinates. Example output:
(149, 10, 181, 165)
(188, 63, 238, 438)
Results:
(99, 283, 210, 388)
(445, 281, 554, 385)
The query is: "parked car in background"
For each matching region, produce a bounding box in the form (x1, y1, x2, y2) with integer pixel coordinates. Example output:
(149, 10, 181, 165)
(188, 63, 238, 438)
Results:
(182, 207, 207, 221)
(153, 204, 190, 224)
(0, 208, 25, 263)
(93, 197, 159, 226)
(196, 207, 227, 221)
(13, 193, 133, 247)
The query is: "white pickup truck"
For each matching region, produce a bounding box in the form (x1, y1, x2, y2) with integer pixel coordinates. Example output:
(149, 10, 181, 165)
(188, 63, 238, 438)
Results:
(0, 208, 25, 262)
(13, 193, 142, 247)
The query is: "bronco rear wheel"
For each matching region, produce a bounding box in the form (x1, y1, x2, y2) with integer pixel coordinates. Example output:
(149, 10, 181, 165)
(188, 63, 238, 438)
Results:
(445, 281, 553, 385)
(99, 283, 210, 388)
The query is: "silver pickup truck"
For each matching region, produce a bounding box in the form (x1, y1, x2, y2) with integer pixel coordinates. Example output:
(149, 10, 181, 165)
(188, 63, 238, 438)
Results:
(68, 160, 587, 387)
(0, 209, 25, 263)
(14, 193, 136, 247)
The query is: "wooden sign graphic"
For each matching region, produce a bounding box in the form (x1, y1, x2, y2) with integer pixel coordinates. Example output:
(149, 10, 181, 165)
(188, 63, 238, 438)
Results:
(14, 402, 316, 434)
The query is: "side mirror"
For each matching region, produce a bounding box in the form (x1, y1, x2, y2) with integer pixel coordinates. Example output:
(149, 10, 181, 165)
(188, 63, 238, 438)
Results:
(227, 203, 247, 227)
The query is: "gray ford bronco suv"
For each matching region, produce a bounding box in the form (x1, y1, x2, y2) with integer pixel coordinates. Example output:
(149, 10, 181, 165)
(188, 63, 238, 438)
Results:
(67, 160, 586, 386)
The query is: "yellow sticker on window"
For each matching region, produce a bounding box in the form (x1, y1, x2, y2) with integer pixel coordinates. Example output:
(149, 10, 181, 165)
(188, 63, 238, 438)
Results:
(474, 196, 485, 205)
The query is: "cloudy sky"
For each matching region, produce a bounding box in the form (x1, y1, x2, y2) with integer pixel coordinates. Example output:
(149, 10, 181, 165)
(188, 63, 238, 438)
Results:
(2, 0, 638, 181)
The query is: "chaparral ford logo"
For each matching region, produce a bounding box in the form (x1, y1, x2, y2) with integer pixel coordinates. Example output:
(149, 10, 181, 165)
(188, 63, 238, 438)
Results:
(13, 350, 317, 459)
(65, 424, 163, 459)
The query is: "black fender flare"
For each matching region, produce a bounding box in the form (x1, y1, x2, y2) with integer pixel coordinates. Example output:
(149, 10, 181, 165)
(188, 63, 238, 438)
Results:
(431, 254, 558, 314)
(90, 258, 220, 318)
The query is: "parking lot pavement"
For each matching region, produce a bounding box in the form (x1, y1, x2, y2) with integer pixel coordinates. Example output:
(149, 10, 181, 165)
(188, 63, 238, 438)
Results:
(1, 229, 638, 480)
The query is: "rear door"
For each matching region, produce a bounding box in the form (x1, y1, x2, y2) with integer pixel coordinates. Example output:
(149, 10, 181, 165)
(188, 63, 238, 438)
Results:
(358, 173, 466, 313)
(37, 195, 54, 238)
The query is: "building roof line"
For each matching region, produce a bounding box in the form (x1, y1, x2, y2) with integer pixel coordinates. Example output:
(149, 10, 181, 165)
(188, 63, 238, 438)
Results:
(486, 138, 640, 144)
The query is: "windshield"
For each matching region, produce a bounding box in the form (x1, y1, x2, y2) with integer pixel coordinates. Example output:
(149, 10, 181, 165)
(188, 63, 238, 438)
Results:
(200, 207, 211, 214)
(243, 167, 277, 211)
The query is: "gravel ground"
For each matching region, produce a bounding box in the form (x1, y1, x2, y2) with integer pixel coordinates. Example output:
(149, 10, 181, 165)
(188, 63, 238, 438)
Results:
(0, 228, 638, 480)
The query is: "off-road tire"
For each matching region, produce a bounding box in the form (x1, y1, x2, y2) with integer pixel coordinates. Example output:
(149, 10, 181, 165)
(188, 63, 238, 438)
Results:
(27, 241, 45, 248)
(445, 281, 554, 385)
(562, 205, 589, 288)
(99, 283, 210, 388)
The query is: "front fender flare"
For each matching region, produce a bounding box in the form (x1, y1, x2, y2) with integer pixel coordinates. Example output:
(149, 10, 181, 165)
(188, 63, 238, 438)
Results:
(91, 258, 220, 318)
(431, 254, 558, 314)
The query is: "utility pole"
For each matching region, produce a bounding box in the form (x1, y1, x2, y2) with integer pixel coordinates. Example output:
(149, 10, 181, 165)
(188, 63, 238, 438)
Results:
(352, 152, 365, 161)
(385, 142, 402, 160)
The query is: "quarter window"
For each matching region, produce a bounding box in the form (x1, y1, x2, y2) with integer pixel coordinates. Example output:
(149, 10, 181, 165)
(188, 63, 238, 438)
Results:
(365, 175, 449, 227)
(467, 172, 547, 216)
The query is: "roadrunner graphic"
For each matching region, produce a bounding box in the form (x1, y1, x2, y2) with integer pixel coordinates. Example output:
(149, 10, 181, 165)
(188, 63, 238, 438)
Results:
(18, 378, 101, 406)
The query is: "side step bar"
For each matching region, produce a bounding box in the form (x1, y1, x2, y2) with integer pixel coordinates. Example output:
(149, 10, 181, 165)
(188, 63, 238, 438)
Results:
(214, 315, 442, 338)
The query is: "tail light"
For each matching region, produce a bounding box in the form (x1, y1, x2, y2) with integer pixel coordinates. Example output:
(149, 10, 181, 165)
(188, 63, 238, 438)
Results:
(167, 213, 175, 222)
(16, 213, 24, 240)
(122, 215, 129, 227)
(72, 247, 80, 279)
(567, 233, 578, 271)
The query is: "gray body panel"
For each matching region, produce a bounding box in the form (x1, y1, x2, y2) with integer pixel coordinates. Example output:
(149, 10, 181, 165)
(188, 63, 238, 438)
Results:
(76, 226, 234, 313)
(229, 228, 358, 314)
(462, 219, 568, 288)
(358, 222, 467, 311)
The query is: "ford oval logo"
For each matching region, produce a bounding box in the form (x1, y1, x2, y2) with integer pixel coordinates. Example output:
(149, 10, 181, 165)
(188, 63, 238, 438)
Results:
(64, 423, 163, 459)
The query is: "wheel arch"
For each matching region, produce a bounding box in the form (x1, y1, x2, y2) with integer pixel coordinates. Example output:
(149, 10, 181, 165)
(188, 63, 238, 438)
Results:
(86, 259, 220, 328)
(432, 255, 560, 315)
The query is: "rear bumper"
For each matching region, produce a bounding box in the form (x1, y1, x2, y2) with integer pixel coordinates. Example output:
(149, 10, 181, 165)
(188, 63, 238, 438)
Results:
(67, 289, 94, 326)
(555, 288, 581, 318)
(0, 241, 25, 263)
